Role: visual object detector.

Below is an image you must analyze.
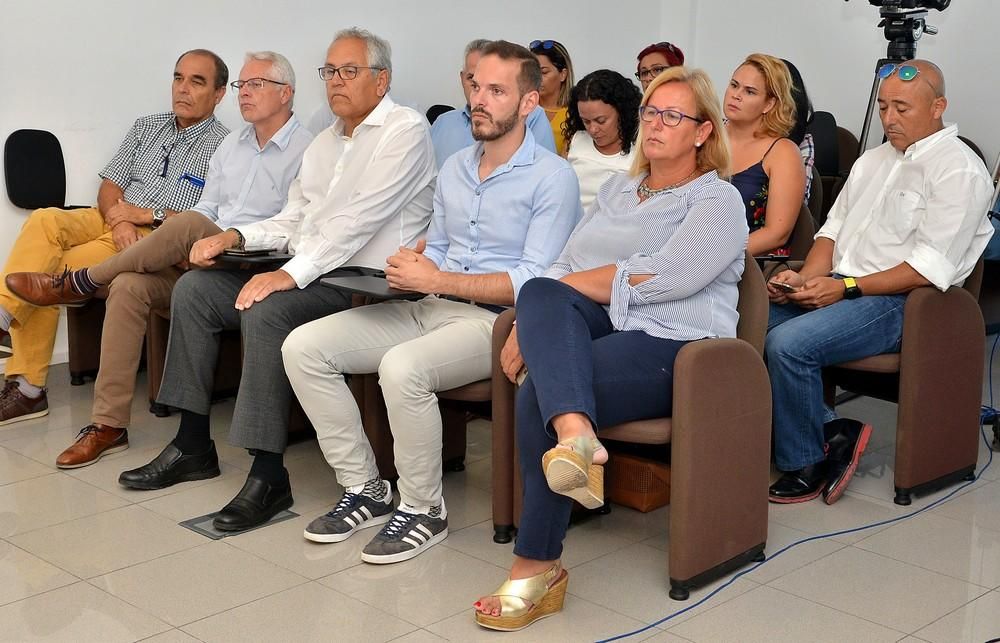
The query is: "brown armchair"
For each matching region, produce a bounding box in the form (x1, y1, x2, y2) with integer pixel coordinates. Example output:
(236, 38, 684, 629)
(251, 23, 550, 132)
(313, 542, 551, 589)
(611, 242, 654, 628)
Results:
(823, 259, 985, 505)
(491, 253, 773, 600)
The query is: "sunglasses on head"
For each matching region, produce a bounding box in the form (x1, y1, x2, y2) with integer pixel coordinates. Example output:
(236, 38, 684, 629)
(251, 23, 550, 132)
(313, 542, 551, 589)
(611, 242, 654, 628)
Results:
(878, 63, 919, 82)
(530, 40, 556, 50)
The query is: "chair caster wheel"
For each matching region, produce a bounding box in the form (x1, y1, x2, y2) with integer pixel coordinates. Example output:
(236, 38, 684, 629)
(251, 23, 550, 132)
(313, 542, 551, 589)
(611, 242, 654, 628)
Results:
(752, 551, 766, 563)
(70, 375, 85, 386)
(493, 524, 515, 544)
(894, 490, 912, 506)
(669, 586, 690, 601)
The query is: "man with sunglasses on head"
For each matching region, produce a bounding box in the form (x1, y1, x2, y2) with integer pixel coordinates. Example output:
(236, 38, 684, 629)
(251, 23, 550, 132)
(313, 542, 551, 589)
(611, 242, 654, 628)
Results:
(100, 28, 435, 535)
(766, 60, 993, 505)
(7, 51, 313, 470)
(0, 49, 229, 427)
(283, 40, 580, 564)
(430, 38, 556, 168)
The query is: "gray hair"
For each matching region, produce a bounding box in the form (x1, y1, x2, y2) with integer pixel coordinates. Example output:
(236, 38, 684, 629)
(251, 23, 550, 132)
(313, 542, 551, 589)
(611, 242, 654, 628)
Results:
(333, 27, 392, 80)
(463, 39, 492, 65)
(244, 50, 296, 89)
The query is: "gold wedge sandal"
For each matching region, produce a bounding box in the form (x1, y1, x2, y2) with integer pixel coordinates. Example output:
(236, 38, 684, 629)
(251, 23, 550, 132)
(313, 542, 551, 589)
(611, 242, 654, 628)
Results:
(475, 564, 569, 631)
(541, 436, 607, 509)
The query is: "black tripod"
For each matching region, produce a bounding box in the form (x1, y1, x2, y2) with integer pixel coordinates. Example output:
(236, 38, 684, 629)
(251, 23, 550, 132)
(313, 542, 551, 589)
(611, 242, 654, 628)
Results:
(857, 7, 939, 155)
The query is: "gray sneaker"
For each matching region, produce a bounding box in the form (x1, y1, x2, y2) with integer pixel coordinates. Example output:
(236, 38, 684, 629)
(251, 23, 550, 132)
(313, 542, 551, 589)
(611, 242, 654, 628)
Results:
(303, 482, 393, 543)
(360, 506, 448, 564)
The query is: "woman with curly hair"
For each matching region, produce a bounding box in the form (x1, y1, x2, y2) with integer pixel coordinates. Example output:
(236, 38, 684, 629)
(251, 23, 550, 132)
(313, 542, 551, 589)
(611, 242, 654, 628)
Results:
(563, 69, 643, 212)
(529, 39, 575, 156)
(724, 53, 806, 257)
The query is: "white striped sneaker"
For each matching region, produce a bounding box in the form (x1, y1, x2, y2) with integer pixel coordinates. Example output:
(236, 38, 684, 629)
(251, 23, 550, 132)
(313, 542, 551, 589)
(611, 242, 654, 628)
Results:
(303, 482, 393, 543)
(360, 506, 448, 564)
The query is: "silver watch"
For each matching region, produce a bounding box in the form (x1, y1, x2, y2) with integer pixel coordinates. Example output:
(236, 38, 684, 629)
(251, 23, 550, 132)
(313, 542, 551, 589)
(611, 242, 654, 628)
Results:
(151, 207, 167, 229)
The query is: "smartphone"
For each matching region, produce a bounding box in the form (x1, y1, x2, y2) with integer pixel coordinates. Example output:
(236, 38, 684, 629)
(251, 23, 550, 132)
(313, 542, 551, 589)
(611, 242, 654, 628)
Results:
(768, 280, 800, 293)
(222, 246, 276, 257)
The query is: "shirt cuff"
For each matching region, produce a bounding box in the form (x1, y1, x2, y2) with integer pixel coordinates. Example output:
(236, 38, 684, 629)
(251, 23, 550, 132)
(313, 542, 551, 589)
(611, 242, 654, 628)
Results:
(906, 244, 957, 292)
(278, 254, 321, 289)
(608, 261, 635, 325)
(508, 267, 533, 302)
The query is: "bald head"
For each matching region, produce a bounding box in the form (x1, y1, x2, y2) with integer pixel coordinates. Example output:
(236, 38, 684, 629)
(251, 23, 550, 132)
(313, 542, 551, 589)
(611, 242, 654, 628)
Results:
(877, 58, 947, 151)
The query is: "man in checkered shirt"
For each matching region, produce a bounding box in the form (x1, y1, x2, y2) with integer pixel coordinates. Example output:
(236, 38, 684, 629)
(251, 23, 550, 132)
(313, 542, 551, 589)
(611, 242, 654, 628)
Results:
(0, 48, 230, 426)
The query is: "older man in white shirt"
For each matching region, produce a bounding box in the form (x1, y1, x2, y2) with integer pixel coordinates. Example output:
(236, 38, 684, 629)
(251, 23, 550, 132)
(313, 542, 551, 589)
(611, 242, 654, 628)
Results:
(115, 28, 436, 534)
(765, 59, 993, 506)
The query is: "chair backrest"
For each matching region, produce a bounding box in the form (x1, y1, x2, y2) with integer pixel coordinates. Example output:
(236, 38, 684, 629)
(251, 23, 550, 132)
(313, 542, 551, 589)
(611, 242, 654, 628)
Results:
(836, 126, 859, 175)
(786, 204, 816, 261)
(958, 135, 987, 165)
(4, 129, 68, 210)
(807, 164, 823, 227)
(735, 250, 769, 356)
(805, 110, 838, 176)
(426, 104, 455, 125)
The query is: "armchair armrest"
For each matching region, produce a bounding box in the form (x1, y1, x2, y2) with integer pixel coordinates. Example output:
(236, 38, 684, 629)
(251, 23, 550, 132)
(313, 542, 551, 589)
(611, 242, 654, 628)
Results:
(490, 309, 517, 536)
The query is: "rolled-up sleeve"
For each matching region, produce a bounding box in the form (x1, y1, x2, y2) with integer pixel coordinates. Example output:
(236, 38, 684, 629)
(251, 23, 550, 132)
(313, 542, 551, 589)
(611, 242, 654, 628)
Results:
(99, 121, 141, 189)
(609, 187, 747, 323)
(508, 166, 582, 300)
(905, 168, 993, 291)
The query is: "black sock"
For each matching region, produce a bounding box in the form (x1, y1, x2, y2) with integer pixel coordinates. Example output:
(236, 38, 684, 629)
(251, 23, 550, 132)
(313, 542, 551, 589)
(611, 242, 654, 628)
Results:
(172, 410, 211, 454)
(249, 449, 286, 485)
(69, 268, 101, 295)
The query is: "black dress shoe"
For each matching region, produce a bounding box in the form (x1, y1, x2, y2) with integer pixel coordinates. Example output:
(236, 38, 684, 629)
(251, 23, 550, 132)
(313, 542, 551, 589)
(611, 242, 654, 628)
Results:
(769, 463, 827, 504)
(212, 473, 293, 532)
(118, 441, 220, 490)
(822, 419, 873, 505)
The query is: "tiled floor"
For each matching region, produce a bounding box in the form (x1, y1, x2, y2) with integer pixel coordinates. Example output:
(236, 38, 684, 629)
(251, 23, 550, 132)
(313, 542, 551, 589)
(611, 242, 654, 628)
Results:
(2, 355, 1000, 643)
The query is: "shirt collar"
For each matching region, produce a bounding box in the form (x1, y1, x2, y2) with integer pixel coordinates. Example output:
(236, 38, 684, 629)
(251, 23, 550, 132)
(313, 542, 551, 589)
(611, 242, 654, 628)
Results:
(239, 113, 301, 151)
(903, 123, 957, 161)
(461, 105, 472, 122)
(332, 94, 397, 137)
(465, 126, 538, 177)
(173, 113, 219, 142)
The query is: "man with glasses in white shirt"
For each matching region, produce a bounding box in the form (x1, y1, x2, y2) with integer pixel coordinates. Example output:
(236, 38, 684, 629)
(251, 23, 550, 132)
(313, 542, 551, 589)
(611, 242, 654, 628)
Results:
(8, 51, 314, 470)
(108, 28, 436, 535)
(766, 59, 993, 505)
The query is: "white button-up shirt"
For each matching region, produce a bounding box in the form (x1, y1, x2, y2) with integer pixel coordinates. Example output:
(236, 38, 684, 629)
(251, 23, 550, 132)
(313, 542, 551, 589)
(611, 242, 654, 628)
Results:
(238, 95, 436, 287)
(817, 124, 993, 291)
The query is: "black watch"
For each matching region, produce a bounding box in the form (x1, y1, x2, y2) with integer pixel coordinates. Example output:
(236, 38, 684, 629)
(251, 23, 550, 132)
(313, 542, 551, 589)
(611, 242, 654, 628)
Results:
(843, 277, 862, 300)
(151, 207, 167, 229)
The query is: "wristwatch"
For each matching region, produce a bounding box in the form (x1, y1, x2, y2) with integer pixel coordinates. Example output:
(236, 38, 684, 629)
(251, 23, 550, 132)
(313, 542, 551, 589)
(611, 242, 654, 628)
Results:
(151, 207, 167, 229)
(843, 277, 862, 300)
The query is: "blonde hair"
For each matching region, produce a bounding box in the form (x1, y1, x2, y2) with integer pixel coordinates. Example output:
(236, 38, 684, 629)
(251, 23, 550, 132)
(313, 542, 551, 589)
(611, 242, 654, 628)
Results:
(631, 66, 732, 179)
(739, 53, 796, 138)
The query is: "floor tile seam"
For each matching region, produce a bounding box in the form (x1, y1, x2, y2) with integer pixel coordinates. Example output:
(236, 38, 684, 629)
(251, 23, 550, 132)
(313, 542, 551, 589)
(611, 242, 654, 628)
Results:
(844, 542, 995, 592)
(315, 580, 426, 633)
(214, 538, 314, 583)
(905, 585, 1000, 639)
(655, 579, 763, 634)
(762, 582, 911, 636)
(223, 532, 368, 580)
(3, 499, 131, 540)
(67, 535, 214, 582)
(165, 576, 314, 629)
(853, 505, 1000, 548)
(0, 540, 81, 609)
(142, 628, 207, 642)
(750, 537, 849, 584)
(46, 578, 173, 632)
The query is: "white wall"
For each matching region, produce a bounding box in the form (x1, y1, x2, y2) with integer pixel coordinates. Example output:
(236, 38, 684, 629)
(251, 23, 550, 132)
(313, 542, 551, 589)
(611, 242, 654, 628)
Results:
(1, 0, 996, 368)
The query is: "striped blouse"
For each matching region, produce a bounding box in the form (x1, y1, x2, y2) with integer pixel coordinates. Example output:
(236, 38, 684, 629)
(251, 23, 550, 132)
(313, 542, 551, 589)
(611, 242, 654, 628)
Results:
(545, 170, 748, 341)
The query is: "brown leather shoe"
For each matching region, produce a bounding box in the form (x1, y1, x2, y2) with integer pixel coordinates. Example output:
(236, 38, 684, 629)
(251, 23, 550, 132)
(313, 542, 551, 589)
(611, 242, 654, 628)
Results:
(5, 268, 93, 307)
(56, 424, 129, 469)
(0, 381, 48, 426)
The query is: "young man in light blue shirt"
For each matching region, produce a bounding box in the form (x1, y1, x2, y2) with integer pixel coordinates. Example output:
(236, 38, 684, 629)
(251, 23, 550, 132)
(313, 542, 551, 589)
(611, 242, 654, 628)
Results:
(9, 51, 314, 469)
(430, 38, 556, 168)
(283, 40, 581, 564)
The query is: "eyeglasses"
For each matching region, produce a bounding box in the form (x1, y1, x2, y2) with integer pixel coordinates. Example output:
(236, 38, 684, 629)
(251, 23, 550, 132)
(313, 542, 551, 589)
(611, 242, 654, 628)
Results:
(636, 65, 670, 81)
(877, 63, 920, 82)
(317, 65, 384, 81)
(529, 40, 556, 50)
(230, 78, 287, 91)
(639, 105, 704, 127)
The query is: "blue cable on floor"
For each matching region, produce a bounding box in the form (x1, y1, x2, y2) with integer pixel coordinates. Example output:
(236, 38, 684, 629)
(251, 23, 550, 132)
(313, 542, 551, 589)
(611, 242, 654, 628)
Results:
(596, 334, 1000, 643)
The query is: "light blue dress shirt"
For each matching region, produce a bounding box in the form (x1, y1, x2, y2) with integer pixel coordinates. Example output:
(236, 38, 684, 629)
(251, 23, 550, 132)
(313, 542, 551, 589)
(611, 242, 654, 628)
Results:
(423, 128, 582, 301)
(546, 171, 748, 340)
(429, 105, 557, 169)
(189, 114, 314, 228)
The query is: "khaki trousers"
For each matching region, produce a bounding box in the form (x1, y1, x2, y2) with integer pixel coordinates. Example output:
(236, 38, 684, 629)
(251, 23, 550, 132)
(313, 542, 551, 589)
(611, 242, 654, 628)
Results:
(89, 211, 223, 427)
(282, 296, 498, 508)
(0, 207, 150, 386)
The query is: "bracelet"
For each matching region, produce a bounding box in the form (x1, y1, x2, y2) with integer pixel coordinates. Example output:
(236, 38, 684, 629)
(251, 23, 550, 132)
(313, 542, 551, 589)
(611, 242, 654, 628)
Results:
(226, 227, 245, 250)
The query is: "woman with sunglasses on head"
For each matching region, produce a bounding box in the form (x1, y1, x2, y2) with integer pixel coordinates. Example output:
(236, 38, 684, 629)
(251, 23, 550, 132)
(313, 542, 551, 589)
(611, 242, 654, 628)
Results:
(725, 53, 806, 257)
(529, 39, 575, 156)
(473, 66, 746, 632)
(564, 69, 643, 212)
(635, 41, 685, 91)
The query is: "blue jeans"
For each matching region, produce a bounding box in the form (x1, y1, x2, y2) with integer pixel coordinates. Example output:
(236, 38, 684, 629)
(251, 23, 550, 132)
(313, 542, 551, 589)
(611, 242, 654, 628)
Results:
(512, 278, 688, 561)
(766, 295, 906, 470)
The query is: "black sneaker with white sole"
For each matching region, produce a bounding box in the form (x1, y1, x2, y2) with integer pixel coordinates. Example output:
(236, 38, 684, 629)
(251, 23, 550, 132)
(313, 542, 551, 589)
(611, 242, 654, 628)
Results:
(360, 507, 448, 564)
(304, 482, 393, 543)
